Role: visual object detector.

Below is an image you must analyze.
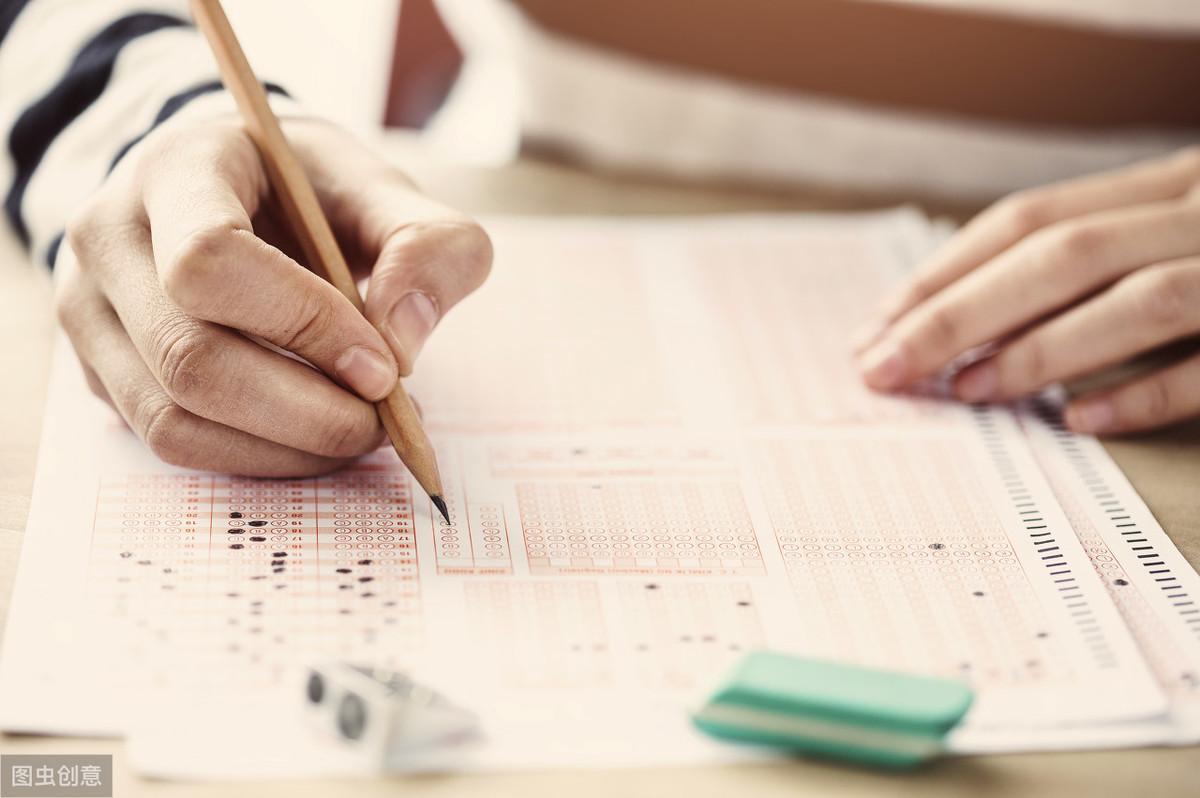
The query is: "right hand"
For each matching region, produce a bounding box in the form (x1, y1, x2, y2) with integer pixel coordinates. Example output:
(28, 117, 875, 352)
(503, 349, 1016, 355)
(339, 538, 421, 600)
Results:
(56, 114, 491, 476)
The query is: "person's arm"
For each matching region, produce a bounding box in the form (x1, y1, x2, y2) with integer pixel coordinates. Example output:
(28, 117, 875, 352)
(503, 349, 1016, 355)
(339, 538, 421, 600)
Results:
(856, 147, 1200, 435)
(2, 0, 272, 266)
(2, 0, 491, 475)
(509, 0, 1200, 131)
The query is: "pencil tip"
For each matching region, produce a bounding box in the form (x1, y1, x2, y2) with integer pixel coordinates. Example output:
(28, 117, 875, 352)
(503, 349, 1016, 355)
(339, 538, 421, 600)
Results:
(431, 495, 450, 524)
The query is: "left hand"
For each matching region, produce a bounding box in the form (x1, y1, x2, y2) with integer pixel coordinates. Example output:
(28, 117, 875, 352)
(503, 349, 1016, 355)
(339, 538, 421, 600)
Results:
(854, 147, 1200, 435)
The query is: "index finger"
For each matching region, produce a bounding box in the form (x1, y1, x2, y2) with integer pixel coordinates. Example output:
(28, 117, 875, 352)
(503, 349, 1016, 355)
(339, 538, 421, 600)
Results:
(859, 199, 1200, 390)
(141, 128, 400, 402)
(864, 147, 1200, 342)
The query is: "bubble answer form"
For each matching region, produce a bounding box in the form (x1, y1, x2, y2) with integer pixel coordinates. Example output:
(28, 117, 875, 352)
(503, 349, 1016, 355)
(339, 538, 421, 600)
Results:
(1, 211, 1197, 778)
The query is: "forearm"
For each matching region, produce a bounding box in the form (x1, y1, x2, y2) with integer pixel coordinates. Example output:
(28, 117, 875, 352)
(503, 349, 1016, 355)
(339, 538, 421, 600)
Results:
(511, 0, 1200, 130)
(0, 0, 289, 268)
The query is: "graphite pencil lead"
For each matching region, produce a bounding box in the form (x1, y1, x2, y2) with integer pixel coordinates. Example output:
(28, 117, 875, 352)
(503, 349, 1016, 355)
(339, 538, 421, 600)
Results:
(431, 495, 450, 524)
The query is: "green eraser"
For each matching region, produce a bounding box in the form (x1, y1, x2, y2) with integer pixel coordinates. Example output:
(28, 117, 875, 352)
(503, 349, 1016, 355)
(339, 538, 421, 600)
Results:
(693, 651, 974, 769)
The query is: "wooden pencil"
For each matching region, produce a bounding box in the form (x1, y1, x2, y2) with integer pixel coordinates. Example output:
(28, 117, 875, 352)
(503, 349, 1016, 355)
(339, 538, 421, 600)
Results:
(189, 0, 449, 523)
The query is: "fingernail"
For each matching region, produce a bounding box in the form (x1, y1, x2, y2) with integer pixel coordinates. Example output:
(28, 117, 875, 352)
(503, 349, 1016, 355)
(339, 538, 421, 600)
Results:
(1066, 401, 1114, 433)
(386, 291, 439, 374)
(335, 346, 397, 400)
(956, 363, 997, 402)
(859, 340, 909, 390)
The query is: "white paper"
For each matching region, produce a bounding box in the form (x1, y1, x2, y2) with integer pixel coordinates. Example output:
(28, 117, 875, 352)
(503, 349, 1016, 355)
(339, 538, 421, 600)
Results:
(1016, 394, 1200, 744)
(1, 211, 1193, 779)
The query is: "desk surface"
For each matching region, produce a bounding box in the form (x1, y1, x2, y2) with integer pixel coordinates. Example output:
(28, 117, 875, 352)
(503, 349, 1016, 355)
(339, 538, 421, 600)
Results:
(1, 137, 1197, 797)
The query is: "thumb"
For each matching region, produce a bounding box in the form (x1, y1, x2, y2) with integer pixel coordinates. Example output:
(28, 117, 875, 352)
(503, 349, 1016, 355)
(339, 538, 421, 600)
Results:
(364, 219, 493, 376)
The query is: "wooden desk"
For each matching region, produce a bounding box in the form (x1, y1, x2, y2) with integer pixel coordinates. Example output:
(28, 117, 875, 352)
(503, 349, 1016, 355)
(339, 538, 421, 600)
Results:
(1, 138, 1197, 797)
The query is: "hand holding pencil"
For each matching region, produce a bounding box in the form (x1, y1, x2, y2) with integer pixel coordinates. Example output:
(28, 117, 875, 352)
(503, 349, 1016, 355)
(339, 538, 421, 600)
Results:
(54, 0, 490, 503)
(190, 0, 478, 518)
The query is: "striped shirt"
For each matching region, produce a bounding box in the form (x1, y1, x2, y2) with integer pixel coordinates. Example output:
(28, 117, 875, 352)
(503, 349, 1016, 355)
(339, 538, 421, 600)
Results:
(0, 0, 290, 269)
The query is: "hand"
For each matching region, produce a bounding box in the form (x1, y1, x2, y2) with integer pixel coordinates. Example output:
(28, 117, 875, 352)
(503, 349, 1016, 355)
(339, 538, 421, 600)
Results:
(855, 147, 1200, 435)
(56, 114, 491, 476)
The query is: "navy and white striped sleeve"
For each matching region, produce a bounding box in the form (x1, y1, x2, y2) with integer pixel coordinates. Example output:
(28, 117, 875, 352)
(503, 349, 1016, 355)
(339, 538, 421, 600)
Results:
(0, 0, 292, 269)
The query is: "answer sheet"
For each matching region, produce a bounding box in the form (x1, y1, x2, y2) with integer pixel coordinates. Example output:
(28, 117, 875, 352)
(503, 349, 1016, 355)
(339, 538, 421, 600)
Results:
(1, 211, 1197, 777)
